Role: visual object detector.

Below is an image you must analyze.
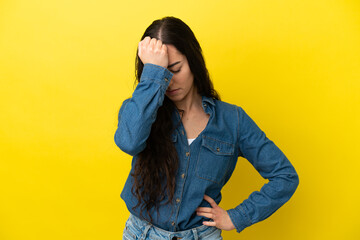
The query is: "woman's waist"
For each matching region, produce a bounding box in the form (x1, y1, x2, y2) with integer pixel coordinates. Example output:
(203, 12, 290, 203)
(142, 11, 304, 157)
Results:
(127, 212, 219, 236)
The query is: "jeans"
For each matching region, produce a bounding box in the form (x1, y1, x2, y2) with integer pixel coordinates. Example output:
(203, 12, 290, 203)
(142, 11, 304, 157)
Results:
(123, 214, 222, 240)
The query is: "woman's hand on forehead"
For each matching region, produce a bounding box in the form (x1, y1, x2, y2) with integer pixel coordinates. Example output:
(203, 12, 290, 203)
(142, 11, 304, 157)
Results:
(138, 36, 169, 69)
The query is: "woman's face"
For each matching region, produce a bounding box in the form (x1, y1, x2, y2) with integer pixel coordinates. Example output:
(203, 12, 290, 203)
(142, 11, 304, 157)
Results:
(165, 45, 195, 103)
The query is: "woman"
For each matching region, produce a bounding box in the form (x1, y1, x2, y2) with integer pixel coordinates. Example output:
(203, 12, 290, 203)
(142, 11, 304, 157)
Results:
(114, 16, 299, 240)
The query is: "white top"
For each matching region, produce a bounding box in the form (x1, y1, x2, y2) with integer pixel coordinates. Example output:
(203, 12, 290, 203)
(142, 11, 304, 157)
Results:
(187, 138, 195, 145)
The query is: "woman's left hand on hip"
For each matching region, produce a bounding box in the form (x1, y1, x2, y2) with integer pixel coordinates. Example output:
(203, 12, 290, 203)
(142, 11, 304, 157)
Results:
(196, 195, 236, 231)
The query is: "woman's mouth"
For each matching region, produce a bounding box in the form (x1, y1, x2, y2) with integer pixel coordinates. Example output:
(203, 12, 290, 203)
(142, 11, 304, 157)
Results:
(166, 89, 179, 95)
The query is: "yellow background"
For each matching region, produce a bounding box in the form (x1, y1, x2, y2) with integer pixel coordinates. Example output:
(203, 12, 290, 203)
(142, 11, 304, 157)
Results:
(1, 0, 359, 239)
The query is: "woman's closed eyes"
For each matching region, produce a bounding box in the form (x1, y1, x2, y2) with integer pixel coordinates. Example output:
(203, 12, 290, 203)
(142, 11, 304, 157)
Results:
(170, 68, 181, 74)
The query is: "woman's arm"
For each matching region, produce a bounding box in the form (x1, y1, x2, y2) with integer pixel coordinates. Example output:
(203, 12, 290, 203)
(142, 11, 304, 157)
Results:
(227, 106, 299, 233)
(196, 107, 299, 232)
(114, 64, 173, 156)
(114, 37, 172, 156)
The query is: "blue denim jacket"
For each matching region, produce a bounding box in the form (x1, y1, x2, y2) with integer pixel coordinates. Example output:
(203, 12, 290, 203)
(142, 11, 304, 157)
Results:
(114, 63, 299, 233)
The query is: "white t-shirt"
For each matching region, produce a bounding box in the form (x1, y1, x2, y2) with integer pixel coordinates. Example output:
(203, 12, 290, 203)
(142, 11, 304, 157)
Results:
(187, 138, 195, 145)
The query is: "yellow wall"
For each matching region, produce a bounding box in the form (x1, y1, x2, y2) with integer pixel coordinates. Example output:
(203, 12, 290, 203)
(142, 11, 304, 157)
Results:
(1, 0, 359, 239)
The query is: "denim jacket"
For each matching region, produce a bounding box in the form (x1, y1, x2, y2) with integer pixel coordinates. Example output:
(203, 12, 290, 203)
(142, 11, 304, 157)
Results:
(114, 63, 299, 233)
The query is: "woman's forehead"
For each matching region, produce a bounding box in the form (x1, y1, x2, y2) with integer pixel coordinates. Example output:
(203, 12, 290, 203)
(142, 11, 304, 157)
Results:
(167, 45, 184, 62)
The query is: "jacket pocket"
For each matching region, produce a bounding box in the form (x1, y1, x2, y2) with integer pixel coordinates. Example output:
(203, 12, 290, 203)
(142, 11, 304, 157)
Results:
(195, 135, 235, 184)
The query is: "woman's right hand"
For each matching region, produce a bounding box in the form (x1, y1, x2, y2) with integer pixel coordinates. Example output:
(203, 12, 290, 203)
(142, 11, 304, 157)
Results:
(138, 36, 168, 69)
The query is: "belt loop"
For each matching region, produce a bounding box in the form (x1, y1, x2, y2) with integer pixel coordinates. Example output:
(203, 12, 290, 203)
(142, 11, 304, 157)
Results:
(192, 228, 198, 240)
(140, 224, 151, 240)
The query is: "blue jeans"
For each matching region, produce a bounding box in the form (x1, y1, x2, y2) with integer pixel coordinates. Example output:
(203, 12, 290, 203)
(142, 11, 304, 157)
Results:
(123, 214, 222, 240)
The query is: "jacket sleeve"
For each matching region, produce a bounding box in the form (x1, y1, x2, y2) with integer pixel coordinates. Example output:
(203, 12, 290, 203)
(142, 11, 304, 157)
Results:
(227, 106, 299, 233)
(114, 63, 173, 156)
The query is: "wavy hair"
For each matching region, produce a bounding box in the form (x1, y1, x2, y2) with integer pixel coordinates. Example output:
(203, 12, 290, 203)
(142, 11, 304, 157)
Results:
(132, 16, 220, 221)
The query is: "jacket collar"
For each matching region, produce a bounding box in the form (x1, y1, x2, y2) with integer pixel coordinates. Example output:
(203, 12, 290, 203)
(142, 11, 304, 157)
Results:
(202, 96, 215, 106)
(201, 96, 216, 116)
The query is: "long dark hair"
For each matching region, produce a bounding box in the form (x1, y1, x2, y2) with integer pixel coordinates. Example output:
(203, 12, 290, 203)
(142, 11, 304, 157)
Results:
(132, 16, 220, 221)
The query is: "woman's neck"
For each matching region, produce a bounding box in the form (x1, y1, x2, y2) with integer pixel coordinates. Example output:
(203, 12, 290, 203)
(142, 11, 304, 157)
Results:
(174, 88, 202, 114)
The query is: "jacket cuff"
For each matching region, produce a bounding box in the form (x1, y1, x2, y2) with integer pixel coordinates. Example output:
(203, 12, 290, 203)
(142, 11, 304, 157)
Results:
(141, 63, 173, 89)
(227, 207, 252, 233)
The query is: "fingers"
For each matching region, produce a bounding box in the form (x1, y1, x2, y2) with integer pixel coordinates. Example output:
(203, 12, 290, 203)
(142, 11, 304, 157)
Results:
(202, 221, 217, 227)
(196, 195, 236, 231)
(149, 37, 157, 50)
(196, 207, 212, 212)
(196, 197, 217, 219)
(196, 207, 213, 218)
(143, 36, 151, 46)
(155, 39, 163, 51)
(138, 36, 150, 55)
(203, 195, 218, 208)
(161, 43, 167, 53)
(197, 211, 214, 219)
(138, 36, 168, 68)
(196, 195, 218, 217)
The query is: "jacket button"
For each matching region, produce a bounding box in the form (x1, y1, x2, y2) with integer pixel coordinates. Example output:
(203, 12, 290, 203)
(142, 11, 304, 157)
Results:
(186, 152, 190, 157)
(181, 173, 185, 179)
(165, 78, 169, 82)
(171, 221, 175, 226)
(176, 198, 180, 203)
(216, 147, 220, 152)
(203, 103, 207, 107)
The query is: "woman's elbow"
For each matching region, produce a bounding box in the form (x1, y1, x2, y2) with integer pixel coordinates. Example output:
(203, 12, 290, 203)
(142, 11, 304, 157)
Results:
(285, 170, 299, 196)
(114, 130, 145, 156)
(292, 171, 299, 192)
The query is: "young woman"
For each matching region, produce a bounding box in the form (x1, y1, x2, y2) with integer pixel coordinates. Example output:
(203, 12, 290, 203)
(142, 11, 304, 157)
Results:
(114, 16, 299, 240)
